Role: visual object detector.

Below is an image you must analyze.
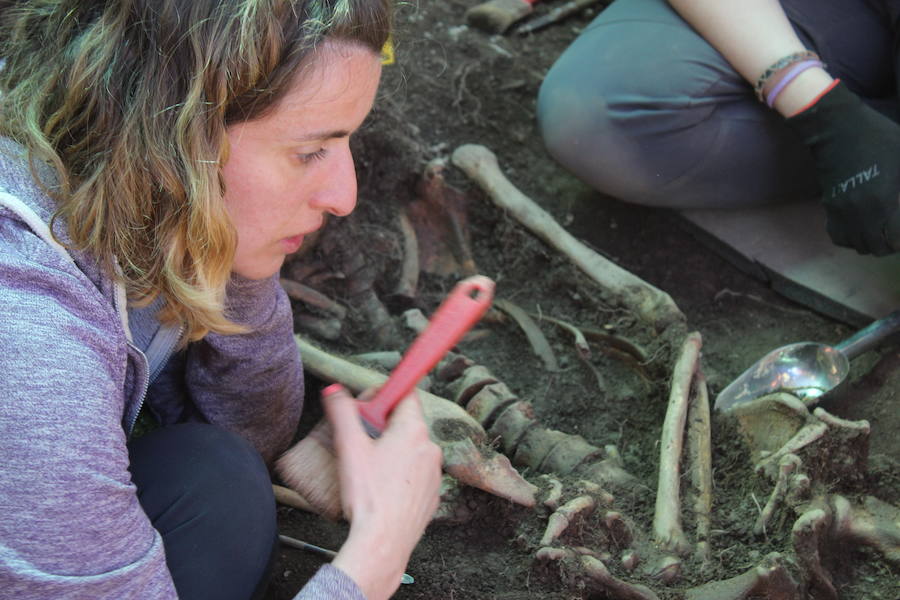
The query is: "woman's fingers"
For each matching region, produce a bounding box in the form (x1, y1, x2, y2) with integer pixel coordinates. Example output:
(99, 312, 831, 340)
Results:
(381, 390, 427, 432)
(321, 384, 370, 467)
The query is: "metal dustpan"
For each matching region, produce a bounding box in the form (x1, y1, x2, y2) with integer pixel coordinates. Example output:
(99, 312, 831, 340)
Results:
(714, 310, 900, 412)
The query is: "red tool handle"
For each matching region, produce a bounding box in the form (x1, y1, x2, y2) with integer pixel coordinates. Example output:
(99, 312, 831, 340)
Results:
(357, 275, 495, 433)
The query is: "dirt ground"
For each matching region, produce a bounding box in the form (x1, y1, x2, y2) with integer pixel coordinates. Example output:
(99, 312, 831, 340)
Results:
(266, 2, 899, 599)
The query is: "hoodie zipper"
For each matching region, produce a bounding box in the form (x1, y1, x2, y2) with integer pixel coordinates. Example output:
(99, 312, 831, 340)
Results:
(127, 322, 185, 435)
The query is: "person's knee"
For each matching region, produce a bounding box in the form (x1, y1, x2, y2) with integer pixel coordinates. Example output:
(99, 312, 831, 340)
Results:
(537, 66, 616, 173)
(129, 423, 277, 599)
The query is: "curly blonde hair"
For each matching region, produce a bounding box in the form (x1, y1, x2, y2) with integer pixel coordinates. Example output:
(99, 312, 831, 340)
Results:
(0, 0, 391, 341)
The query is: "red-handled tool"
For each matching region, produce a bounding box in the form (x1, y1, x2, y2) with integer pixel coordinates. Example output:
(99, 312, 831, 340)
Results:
(357, 275, 495, 433)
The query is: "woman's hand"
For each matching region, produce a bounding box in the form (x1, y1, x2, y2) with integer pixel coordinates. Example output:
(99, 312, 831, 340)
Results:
(325, 385, 442, 600)
(785, 81, 900, 255)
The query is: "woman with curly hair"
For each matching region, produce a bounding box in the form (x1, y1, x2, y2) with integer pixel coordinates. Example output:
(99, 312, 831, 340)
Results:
(0, 1, 441, 599)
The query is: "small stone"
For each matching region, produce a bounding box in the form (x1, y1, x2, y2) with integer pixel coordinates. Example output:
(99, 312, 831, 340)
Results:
(402, 308, 429, 333)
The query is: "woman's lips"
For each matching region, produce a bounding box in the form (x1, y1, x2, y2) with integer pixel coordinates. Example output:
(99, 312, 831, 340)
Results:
(281, 234, 304, 253)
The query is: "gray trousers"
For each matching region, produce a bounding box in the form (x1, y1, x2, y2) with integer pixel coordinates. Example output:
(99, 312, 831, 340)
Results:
(537, 0, 900, 208)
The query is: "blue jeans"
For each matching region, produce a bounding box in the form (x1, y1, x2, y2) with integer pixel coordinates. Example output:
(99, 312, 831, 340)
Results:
(128, 423, 277, 600)
(537, 0, 899, 208)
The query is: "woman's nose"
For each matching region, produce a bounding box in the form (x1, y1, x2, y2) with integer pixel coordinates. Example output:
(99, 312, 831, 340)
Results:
(312, 145, 358, 217)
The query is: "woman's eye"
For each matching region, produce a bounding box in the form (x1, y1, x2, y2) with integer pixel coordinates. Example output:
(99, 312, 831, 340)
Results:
(298, 149, 327, 164)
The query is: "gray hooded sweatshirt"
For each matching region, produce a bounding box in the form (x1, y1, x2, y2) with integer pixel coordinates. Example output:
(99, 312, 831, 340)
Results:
(0, 140, 365, 599)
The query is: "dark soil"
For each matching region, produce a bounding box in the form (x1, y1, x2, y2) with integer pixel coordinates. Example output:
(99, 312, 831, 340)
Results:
(266, 2, 899, 599)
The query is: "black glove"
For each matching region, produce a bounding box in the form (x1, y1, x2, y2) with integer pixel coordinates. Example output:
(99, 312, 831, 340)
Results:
(785, 81, 900, 256)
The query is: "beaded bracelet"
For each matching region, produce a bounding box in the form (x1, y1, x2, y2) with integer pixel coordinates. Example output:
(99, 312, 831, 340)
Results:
(753, 50, 820, 102)
(764, 59, 824, 107)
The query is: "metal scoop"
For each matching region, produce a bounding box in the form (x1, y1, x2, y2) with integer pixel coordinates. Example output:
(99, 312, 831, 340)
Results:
(714, 310, 900, 412)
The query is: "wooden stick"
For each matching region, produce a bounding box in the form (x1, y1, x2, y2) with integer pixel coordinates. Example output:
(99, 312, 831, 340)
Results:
(653, 331, 702, 555)
(451, 144, 684, 331)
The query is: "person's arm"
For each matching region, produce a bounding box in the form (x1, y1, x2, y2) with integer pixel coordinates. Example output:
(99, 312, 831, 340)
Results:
(668, 0, 900, 255)
(294, 386, 442, 600)
(185, 273, 304, 465)
(667, 0, 833, 116)
(0, 218, 179, 598)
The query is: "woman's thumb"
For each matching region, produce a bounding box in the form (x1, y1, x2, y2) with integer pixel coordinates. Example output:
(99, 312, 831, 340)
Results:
(321, 384, 367, 451)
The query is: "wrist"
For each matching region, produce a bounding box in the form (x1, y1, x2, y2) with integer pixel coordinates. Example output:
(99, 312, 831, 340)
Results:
(332, 531, 406, 600)
(771, 67, 834, 117)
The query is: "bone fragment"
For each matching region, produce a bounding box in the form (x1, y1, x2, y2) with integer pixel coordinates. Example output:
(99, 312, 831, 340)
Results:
(831, 494, 900, 566)
(436, 351, 473, 376)
(531, 313, 591, 360)
(756, 420, 828, 477)
(604, 444, 625, 468)
(401, 308, 430, 334)
(687, 371, 713, 563)
(731, 393, 809, 463)
(581, 555, 661, 600)
(539, 495, 597, 546)
(791, 508, 838, 600)
(647, 554, 682, 584)
(535, 547, 573, 562)
(490, 400, 538, 455)
(572, 547, 609, 561)
(514, 427, 573, 471)
(603, 511, 633, 547)
(754, 454, 801, 536)
(464, 382, 518, 428)
(451, 143, 685, 331)
(448, 365, 500, 406)
(395, 211, 419, 299)
(620, 549, 640, 572)
(280, 278, 348, 319)
(539, 433, 602, 474)
(653, 331, 702, 556)
(294, 335, 537, 506)
(441, 436, 538, 508)
(348, 351, 402, 370)
(579, 456, 641, 490)
(494, 298, 559, 371)
(685, 552, 799, 600)
(786, 473, 811, 506)
(272, 484, 315, 512)
(812, 407, 871, 435)
(295, 314, 342, 341)
(577, 480, 615, 506)
(539, 475, 564, 510)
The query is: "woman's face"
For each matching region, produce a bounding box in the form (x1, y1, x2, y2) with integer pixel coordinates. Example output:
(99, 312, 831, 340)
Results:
(222, 41, 382, 280)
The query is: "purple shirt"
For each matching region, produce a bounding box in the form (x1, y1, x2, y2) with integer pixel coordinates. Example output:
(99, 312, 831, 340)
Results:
(0, 140, 364, 599)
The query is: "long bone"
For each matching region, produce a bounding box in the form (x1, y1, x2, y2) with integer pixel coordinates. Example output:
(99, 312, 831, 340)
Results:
(685, 552, 800, 600)
(653, 331, 702, 556)
(687, 371, 713, 563)
(755, 454, 802, 536)
(451, 143, 685, 331)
